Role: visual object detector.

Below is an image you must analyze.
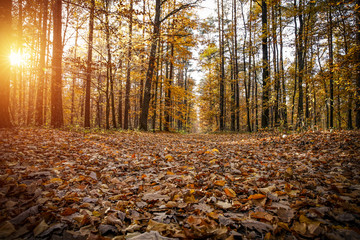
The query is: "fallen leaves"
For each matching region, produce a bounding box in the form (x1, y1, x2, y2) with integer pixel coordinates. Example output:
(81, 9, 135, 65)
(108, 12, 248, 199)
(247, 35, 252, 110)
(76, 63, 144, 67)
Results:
(0, 129, 359, 239)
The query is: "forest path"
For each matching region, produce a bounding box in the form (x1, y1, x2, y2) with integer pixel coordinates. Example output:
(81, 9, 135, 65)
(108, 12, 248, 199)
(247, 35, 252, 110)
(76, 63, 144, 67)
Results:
(0, 128, 359, 239)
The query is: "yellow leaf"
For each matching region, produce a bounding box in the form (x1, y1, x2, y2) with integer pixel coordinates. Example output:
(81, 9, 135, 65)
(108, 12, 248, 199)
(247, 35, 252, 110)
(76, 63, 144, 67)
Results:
(167, 171, 175, 175)
(286, 167, 293, 176)
(207, 211, 220, 219)
(224, 188, 236, 198)
(49, 178, 63, 184)
(212, 148, 219, 153)
(184, 194, 197, 203)
(92, 211, 101, 217)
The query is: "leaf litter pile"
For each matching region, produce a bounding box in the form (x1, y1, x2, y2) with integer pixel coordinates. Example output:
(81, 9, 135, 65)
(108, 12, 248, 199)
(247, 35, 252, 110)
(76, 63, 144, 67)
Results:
(0, 128, 360, 240)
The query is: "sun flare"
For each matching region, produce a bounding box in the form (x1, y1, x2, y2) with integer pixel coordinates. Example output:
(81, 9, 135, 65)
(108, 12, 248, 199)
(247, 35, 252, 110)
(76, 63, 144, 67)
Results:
(10, 51, 22, 66)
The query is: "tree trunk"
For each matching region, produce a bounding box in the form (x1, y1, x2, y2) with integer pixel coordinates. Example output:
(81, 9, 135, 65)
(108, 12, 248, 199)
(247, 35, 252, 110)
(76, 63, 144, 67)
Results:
(84, 0, 94, 128)
(165, 43, 174, 132)
(272, 3, 280, 126)
(356, 0, 360, 128)
(70, 22, 79, 125)
(50, 0, 64, 128)
(152, 38, 162, 132)
(241, 1, 251, 132)
(0, 0, 12, 128)
(217, 0, 225, 131)
(261, 0, 269, 129)
(234, 0, 240, 131)
(328, 5, 334, 128)
(118, 60, 123, 128)
(36, 0, 48, 126)
(139, 0, 161, 131)
(104, 1, 116, 128)
(17, 0, 23, 125)
(279, 0, 287, 127)
(296, 0, 305, 128)
(124, 0, 133, 130)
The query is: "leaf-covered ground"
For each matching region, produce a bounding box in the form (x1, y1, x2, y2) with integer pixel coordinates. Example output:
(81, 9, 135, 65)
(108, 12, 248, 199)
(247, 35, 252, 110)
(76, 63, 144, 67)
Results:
(0, 128, 360, 240)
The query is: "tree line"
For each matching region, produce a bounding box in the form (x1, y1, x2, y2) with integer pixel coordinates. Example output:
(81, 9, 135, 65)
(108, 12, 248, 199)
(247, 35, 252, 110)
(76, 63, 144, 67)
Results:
(0, 0, 199, 132)
(0, 0, 359, 132)
(199, 0, 360, 132)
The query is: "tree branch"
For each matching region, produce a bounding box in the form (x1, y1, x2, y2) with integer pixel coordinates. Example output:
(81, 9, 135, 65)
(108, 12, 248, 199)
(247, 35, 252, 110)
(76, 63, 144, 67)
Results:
(160, 1, 200, 24)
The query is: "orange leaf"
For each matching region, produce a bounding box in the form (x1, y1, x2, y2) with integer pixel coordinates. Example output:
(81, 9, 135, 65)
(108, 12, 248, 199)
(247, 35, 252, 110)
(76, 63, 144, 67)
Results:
(167, 171, 175, 175)
(275, 191, 287, 196)
(214, 180, 226, 186)
(248, 194, 266, 200)
(224, 188, 237, 198)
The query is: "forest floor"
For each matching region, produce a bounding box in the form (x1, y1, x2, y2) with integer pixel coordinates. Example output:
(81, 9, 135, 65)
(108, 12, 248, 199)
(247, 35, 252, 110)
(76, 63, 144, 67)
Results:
(0, 128, 360, 240)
